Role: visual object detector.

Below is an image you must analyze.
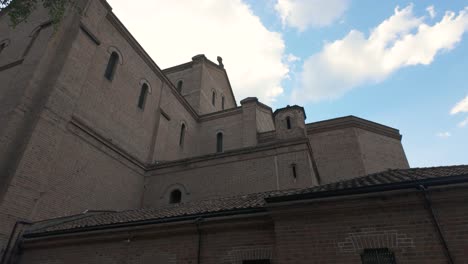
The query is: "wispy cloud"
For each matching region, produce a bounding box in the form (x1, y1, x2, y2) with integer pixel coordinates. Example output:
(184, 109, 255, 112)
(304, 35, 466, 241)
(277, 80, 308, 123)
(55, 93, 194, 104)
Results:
(286, 53, 300, 63)
(108, 0, 289, 104)
(450, 95, 468, 114)
(458, 117, 468, 127)
(436, 132, 451, 138)
(274, 0, 350, 31)
(292, 5, 468, 103)
(427, 5, 436, 19)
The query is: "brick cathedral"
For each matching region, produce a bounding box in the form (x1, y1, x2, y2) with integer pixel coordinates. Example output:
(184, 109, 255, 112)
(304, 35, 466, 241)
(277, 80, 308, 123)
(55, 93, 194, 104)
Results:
(0, 0, 467, 263)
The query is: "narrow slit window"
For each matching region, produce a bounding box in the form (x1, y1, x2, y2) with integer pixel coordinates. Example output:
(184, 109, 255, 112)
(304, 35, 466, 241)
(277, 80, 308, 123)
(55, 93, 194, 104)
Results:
(179, 124, 186, 147)
(291, 163, 297, 179)
(216, 132, 223, 153)
(177, 80, 183, 93)
(212, 91, 216, 106)
(137, 83, 149, 109)
(286, 116, 292, 129)
(170, 189, 182, 204)
(104, 52, 119, 81)
(222, 96, 225, 110)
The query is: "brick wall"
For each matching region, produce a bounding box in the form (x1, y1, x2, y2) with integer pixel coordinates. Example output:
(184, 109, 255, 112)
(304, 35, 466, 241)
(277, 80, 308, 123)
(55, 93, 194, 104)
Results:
(144, 141, 316, 207)
(272, 187, 467, 263)
(356, 128, 410, 173)
(308, 127, 366, 183)
(16, 186, 467, 264)
(307, 117, 409, 184)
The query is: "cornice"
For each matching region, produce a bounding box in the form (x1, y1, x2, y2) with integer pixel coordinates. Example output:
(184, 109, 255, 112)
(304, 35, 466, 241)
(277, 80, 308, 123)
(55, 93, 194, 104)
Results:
(306, 116, 402, 140)
(162, 61, 194, 74)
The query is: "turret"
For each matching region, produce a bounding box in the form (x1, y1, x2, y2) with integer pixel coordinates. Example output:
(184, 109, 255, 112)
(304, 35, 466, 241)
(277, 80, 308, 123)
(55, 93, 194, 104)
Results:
(274, 105, 307, 140)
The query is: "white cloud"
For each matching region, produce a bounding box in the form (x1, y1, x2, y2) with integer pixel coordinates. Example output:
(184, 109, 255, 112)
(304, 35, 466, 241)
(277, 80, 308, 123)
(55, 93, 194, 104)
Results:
(292, 5, 468, 103)
(450, 96, 468, 114)
(274, 0, 350, 31)
(427, 5, 436, 19)
(286, 53, 300, 63)
(458, 117, 468, 127)
(436, 132, 451, 138)
(108, 0, 289, 104)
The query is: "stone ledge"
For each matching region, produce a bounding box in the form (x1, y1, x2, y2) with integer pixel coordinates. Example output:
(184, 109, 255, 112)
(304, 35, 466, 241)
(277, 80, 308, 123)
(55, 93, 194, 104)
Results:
(148, 138, 310, 172)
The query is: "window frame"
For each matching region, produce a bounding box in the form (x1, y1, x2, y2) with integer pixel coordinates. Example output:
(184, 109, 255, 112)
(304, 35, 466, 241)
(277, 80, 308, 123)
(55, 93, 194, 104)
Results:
(360, 248, 396, 264)
(169, 189, 182, 204)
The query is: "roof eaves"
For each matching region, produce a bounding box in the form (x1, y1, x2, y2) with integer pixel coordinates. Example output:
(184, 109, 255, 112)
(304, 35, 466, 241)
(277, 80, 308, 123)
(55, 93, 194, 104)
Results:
(265, 173, 468, 204)
(23, 207, 267, 239)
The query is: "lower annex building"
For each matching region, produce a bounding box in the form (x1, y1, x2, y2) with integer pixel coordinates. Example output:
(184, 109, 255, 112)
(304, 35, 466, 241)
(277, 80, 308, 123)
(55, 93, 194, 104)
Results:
(0, 0, 467, 263)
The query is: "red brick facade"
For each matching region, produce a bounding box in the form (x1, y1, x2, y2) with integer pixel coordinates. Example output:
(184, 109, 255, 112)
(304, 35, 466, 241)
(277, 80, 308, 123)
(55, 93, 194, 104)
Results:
(11, 183, 468, 264)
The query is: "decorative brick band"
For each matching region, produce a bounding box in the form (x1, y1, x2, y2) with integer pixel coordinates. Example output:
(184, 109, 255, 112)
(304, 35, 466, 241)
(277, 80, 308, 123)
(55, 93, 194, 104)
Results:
(338, 228, 415, 253)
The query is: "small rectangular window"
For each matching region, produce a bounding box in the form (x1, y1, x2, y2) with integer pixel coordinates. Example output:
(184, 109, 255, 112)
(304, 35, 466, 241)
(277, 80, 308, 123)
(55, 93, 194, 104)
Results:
(243, 260, 270, 264)
(361, 248, 396, 264)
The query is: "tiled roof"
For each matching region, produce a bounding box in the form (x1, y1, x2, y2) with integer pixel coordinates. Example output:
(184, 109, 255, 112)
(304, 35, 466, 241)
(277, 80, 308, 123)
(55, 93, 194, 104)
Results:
(267, 165, 468, 199)
(25, 192, 270, 236)
(25, 165, 468, 237)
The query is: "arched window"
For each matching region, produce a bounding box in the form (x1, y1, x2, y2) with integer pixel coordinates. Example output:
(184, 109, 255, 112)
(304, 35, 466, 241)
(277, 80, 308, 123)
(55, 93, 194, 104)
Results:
(170, 189, 182, 204)
(212, 91, 216, 106)
(104, 52, 119, 80)
(0, 43, 5, 55)
(222, 96, 225, 110)
(216, 132, 223, 153)
(286, 116, 292, 129)
(179, 124, 186, 147)
(137, 83, 149, 109)
(177, 80, 183, 93)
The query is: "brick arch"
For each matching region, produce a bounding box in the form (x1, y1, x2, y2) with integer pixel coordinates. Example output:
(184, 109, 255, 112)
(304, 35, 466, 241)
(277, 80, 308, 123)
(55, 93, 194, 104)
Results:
(337, 228, 415, 253)
(139, 78, 152, 94)
(160, 183, 190, 200)
(107, 46, 124, 65)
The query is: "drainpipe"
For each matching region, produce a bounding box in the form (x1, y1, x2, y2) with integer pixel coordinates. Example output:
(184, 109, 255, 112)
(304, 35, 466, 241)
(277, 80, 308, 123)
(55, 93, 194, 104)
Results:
(418, 185, 454, 264)
(195, 217, 203, 264)
(1, 220, 31, 264)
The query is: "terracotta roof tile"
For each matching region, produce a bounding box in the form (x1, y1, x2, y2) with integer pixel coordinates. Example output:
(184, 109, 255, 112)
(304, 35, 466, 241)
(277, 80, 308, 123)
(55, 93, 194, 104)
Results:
(25, 165, 468, 236)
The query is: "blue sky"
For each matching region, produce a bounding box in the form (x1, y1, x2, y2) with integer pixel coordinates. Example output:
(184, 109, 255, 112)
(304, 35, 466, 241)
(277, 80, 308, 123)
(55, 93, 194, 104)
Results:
(109, 0, 468, 167)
